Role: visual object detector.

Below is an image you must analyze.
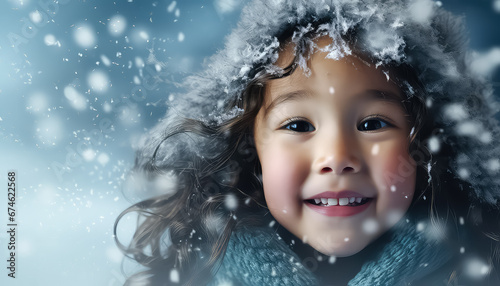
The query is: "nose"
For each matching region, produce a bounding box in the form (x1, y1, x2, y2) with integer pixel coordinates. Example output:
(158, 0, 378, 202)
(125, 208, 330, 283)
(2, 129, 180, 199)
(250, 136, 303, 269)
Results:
(313, 133, 362, 175)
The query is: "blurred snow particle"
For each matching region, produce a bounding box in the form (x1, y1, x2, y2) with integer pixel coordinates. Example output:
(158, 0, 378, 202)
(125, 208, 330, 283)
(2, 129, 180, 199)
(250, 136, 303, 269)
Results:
(27, 93, 48, 113)
(458, 168, 470, 179)
(364, 24, 402, 56)
(224, 194, 238, 210)
(479, 132, 492, 144)
(36, 117, 63, 145)
(390, 185, 396, 192)
(119, 105, 140, 125)
(103, 102, 112, 113)
(460, 247, 465, 254)
(97, 153, 110, 166)
(459, 216, 465, 225)
(362, 218, 379, 234)
(371, 144, 379, 156)
(214, 0, 241, 15)
(106, 246, 123, 264)
(88, 70, 110, 93)
(178, 32, 185, 42)
(139, 30, 149, 41)
(135, 56, 145, 69)
(443, 103, 468, 121)
(471, 47, 500, 77)
(175, 9, 180, 17)
(167, 1, 177, 13)
(100, 55, 111, 67)
(170, 268, 180, 283)
(133, 76, 141, 85)
(425, 221, 446, 241)
(456, 121, 482, 137)
(416, 221, 426, 232)
(486, 158, 500, 173)
(205, 214, 225, 234)
(409, 0, 435, 25)
(329, 86, 335, 94)
(74, 24, 96, 48)
(108, 15, 127, 36)
(384, 210, 404, 226)
(494, 0, 500, 13)
(64, 86, 87, 111)
(152, 172, 177, 196)
(344, 237, 349, 242)
(425, 98, 432, 108)
(464, 258, 490, 279)
(29, 10, 42, 24)
(428, 136, 440, 153)
(82, 149, 96, 161)
(44, 34, 59, 46)
(217, 99, 224, 109)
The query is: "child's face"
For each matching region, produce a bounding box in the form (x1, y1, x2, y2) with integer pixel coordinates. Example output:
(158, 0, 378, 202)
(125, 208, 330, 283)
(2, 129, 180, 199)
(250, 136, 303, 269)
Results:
(253, 36, 416, 257)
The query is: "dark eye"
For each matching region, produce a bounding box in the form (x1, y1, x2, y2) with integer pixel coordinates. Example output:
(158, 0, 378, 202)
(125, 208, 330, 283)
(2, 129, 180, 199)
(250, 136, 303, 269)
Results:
(358, 119, 391, 131)
(283, 120, 315, 132)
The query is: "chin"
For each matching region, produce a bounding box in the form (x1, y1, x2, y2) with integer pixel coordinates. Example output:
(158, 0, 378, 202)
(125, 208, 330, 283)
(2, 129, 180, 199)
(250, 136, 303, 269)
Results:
(311, 241, 366, 258)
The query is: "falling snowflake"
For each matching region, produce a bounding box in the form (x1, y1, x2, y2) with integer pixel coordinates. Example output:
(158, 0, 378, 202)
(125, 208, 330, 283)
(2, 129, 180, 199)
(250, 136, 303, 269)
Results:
(108, 15, 127, 36)
(74, 24, 96, 48)
(224, 193, 238, 210)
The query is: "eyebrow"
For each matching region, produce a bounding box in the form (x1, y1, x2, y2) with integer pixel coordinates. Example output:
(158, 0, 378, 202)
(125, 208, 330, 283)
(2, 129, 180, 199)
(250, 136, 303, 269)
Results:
(263, 90, 313, 119)
(263, 88, 403, 119)
(360, 89, 403, 105)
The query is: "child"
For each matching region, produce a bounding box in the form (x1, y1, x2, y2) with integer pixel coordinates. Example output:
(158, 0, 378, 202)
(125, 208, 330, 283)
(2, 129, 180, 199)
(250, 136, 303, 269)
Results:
(115, 0, 500, 285)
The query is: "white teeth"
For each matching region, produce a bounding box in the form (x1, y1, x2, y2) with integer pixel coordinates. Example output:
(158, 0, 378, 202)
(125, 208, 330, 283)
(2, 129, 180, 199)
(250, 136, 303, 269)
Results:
(338, 198, 349, 206)
(327, 198, 338, 206)
(311, 197, 367, 206)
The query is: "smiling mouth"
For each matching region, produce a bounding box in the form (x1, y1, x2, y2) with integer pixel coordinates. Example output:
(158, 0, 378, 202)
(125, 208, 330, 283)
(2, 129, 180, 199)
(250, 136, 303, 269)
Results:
(305, 197, 373, 207)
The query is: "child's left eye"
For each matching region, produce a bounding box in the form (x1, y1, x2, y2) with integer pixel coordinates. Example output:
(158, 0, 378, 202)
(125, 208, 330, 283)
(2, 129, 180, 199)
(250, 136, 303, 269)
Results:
(357, 118, 392, 131)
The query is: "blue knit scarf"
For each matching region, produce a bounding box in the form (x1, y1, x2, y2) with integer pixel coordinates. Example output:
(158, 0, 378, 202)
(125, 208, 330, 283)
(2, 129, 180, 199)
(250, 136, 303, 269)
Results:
(209, 218, 453, 286)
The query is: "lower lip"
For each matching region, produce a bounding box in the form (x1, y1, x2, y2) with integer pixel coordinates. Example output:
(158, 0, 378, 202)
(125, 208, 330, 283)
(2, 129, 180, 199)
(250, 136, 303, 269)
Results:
(304, 200, 372, 217)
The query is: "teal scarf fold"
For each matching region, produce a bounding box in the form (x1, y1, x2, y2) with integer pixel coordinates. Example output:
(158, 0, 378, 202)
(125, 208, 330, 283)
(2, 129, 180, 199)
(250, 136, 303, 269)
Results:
(210, 219, 453, 286)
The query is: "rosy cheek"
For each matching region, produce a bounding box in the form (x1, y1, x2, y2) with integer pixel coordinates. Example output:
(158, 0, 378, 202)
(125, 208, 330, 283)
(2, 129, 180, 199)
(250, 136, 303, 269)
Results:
(261, 146, 305, 215)
(371, 145, 416, 214)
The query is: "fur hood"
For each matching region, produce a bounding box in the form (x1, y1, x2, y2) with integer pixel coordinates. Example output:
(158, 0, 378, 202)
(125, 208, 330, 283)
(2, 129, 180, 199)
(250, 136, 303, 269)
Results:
(138, 0, 500, 207)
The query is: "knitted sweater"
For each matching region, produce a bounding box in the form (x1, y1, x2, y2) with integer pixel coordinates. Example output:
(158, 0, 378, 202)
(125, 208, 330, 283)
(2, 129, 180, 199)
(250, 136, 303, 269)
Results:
(209, 217, 453, 286)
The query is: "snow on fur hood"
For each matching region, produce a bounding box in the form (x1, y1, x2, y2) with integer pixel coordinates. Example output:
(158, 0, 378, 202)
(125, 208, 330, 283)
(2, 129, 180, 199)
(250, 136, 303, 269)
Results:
(138, 0, 500, 206)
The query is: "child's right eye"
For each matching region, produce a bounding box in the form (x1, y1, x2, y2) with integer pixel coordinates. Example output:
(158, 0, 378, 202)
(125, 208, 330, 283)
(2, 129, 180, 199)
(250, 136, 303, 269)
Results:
(281, 120, 315, 132)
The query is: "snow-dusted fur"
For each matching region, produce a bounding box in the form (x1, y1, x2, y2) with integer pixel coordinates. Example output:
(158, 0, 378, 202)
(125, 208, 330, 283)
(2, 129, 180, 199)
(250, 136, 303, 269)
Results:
(138, 0, 500, 206)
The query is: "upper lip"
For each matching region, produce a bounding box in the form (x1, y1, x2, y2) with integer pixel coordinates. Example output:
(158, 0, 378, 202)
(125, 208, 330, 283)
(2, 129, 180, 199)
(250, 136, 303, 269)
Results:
(304, 190, 373, 200)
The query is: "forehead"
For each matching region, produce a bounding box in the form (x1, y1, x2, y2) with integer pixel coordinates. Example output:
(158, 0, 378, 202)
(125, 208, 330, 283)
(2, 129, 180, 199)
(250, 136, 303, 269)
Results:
(266, 36, 402, 106)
